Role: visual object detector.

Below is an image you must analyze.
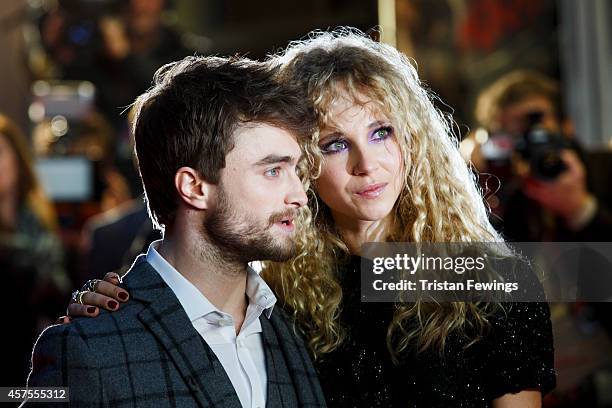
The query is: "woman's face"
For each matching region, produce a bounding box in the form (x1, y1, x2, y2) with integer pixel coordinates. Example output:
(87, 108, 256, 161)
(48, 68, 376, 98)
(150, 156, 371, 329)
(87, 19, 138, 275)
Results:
(315, 91, 404, 226)
(0, 133, 19, 197)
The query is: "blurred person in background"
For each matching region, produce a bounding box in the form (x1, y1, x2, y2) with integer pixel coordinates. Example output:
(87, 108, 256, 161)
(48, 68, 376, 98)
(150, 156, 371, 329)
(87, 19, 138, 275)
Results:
(469, 70, 612, 303)
(38, 0, 191, 132)
(468, 69, 612, 408)
(95, 0, 191, 132)
(81, 197, 160, 282)
(468, 70, 612, 242)
(33, 0, 192, 205)
(0, 113, 70, 385)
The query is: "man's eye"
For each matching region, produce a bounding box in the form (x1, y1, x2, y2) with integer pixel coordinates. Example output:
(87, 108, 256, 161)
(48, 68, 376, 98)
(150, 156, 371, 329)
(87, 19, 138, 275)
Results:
(265, 167, 281, 177)
(320, 139, 348, 154)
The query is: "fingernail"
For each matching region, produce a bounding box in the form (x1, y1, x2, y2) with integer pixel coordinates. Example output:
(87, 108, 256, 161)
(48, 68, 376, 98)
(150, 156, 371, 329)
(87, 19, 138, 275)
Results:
(108, 300, 118, 309)
(87, 306, 97, 314)
(118, 292, 128, 301)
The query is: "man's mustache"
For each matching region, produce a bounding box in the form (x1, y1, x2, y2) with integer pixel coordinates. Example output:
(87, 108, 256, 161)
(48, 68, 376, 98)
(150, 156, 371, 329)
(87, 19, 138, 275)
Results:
(268, 209, 299, 226)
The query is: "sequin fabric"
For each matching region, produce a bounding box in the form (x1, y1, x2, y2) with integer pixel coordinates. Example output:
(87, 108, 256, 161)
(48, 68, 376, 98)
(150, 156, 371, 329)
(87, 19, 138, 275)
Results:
(314, 256, 556, 407)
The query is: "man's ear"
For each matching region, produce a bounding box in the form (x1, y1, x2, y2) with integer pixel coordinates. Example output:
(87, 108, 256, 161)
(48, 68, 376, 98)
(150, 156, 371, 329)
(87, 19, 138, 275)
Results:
(174, 167, 214, 210)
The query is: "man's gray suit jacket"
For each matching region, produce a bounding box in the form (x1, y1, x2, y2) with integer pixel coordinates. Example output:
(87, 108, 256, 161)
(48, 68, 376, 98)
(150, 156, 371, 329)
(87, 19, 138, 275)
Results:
(27, 258, 327, 407)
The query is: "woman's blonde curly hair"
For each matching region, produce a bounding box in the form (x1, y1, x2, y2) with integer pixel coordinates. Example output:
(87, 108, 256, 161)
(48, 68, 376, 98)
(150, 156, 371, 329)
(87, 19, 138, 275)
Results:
(262, 28, 506, 362)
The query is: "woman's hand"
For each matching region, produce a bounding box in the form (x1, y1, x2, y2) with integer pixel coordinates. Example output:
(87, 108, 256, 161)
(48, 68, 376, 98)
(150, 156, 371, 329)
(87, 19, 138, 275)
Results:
(56, 272, 130, 324)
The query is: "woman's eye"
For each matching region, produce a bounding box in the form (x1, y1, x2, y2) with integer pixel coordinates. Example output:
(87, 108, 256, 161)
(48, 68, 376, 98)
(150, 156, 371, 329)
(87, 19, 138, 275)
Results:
(371, 126, 393, 141)
(265, 167, 281, 177)
(320, 139, 348, 154)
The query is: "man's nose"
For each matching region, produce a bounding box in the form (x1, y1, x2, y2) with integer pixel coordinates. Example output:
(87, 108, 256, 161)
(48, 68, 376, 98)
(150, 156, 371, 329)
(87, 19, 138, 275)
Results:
(286, 172, 308, 208)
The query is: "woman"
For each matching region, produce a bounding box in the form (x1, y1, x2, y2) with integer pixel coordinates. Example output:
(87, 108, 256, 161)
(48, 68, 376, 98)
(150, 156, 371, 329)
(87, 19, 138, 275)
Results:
(1, 113, 70, 384)
(0, 113, 69, 298)
(65, 29, 555, 407)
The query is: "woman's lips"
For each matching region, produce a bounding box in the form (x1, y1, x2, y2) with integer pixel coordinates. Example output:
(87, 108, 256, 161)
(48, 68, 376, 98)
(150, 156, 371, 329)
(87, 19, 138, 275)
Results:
(355, 183, 387, 198)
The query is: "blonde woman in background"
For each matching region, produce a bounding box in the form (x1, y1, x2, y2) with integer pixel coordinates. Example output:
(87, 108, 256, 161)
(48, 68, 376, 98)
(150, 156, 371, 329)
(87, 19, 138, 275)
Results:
(0, 113, 70, 385)
(0, 113, 69, 296)
(65, 29, 555, 407)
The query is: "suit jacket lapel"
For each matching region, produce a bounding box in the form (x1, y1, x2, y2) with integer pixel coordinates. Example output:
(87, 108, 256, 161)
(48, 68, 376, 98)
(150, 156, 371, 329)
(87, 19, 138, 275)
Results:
(260, 314, 289, 407)
(123, 258, 242, 408)
(260, 310, 327, 407)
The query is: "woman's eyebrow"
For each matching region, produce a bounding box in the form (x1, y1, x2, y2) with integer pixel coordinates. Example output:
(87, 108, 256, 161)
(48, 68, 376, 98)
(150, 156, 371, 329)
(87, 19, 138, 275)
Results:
(368, 120, 390, 129)
(318, 131, 343, 143)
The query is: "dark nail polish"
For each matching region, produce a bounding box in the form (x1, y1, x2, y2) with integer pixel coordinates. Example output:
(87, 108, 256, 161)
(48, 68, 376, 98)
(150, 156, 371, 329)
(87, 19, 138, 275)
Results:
(108, 300, 118, 309)
(87, 306, 97, 314)
(118, 292, 128, 301)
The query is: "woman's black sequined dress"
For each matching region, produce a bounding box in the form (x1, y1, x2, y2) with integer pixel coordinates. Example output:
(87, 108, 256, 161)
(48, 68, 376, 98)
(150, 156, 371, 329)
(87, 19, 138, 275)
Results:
(314, 256, 556, 407)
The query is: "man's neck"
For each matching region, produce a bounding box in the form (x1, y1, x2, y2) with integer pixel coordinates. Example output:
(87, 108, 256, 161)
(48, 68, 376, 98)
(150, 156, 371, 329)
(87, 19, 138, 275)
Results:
(158, 228, 248, 333)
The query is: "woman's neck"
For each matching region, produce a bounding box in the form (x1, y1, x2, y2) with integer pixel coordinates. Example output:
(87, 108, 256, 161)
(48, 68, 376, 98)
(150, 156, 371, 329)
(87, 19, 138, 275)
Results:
(332, 212, 393, 255)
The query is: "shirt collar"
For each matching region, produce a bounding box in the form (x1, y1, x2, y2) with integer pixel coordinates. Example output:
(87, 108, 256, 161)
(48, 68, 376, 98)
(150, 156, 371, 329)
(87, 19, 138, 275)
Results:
(145, 240, 276, 322)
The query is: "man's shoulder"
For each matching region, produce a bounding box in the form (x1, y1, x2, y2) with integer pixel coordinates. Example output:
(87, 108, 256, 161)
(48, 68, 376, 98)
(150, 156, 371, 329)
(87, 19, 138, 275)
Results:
(49, 259, 157, 350)
(29, 322, 98, 389)
(62, 260, 171, 350)
(31, 304, 155, 387)
(71, 301, 145, 335)
(34, 321, 82, 351)
(34, 302, 144, 359)
(120, 256, 166, 291)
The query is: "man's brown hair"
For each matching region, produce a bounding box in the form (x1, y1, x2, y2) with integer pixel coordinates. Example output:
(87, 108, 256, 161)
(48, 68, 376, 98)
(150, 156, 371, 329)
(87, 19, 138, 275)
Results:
(475, 69, 560, 131)
(131, 56, 315, 230)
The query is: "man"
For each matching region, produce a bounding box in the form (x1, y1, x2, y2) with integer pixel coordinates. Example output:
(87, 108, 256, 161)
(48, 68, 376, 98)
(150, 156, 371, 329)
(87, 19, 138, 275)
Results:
(471, 69, 612, 301)
(469, 69, 612, 404)
(81, 197, 160, 280)
(27, 56, 326, 407)
(470, 69, 612, 242)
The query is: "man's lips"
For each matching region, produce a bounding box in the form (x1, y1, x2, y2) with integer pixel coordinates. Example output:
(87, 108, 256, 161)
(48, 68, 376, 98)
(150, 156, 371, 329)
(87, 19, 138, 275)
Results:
(355, 182, 388, 198)
(275, 218, 295, 232)
(270, 212, 296, 232)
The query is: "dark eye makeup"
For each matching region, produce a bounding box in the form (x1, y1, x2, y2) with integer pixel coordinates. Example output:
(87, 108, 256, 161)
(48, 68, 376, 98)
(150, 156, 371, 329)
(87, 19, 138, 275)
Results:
(319, 125, 394, 155)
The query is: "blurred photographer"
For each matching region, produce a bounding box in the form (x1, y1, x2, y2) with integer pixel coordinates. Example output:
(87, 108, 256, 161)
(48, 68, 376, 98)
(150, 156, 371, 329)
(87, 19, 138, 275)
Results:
(37, 0, 190, 131)
(469, 72, 612, 406)
(468, 70, 612, 242)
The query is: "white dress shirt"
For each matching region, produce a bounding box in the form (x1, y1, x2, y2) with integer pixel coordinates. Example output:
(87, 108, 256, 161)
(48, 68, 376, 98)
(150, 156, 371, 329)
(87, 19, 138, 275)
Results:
(146, 240, 276, 408)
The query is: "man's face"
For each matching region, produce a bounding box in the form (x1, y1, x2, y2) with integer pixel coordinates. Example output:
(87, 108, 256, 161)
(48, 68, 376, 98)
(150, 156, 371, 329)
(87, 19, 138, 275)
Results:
(498, 96, 560, 136)
(203, 123, 307, 263)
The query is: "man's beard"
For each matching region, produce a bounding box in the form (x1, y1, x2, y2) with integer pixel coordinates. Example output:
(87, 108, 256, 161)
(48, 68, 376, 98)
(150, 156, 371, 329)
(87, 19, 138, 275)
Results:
(203, 189, 298, 263)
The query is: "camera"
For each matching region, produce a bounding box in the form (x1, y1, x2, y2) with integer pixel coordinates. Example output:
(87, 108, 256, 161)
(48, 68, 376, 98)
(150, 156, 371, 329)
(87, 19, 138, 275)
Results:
(481, 111, 568, 181)
(514, 111, 568, 180)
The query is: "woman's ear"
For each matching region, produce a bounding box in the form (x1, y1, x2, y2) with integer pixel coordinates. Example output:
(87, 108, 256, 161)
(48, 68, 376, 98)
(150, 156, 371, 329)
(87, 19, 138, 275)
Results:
(174, 167, 214, 210)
